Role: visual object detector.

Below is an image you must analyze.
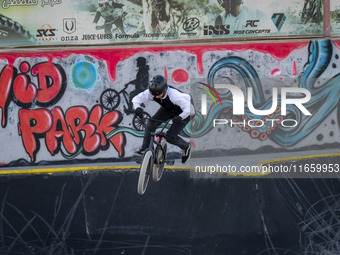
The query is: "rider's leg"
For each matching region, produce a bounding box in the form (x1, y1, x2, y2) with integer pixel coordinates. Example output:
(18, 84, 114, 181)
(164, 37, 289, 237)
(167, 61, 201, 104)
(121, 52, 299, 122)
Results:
(140, 108, 172, 150)
(104, 22, 113, 34)
(164, 116, 190, 150)
(114, 17, 126, 35)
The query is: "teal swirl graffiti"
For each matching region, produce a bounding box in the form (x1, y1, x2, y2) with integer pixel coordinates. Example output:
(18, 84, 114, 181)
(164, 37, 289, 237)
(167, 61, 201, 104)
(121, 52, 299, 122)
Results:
(272, 40, 339, 146)
(184, 39, 340, 147)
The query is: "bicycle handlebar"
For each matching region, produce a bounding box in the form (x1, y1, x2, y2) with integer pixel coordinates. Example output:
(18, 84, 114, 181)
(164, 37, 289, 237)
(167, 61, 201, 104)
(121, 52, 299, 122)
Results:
(133, 110, 169, 123)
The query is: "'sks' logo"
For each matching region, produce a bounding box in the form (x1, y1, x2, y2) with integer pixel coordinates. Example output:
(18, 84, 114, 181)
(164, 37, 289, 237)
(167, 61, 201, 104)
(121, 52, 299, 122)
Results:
(36, 24, 56, 42)
(203, 25, 230, 35)
(63, 18, 76, 34)
(183, 18, 200, 32)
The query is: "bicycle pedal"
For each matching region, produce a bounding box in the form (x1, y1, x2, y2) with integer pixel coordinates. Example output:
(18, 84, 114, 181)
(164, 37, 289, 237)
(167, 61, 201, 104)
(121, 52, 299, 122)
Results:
(166, 159, 175, 166)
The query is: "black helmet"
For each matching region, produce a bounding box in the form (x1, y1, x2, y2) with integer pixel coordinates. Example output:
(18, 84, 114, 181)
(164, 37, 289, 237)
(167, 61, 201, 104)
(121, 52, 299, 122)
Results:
(149, 75, 168, 96)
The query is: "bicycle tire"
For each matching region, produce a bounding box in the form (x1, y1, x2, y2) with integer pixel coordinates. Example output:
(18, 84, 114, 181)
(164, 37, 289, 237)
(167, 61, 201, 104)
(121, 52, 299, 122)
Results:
(137, 150, 153, 195)
(100, 89, 120, 111)
(152, 139, 167, 182)
(0, 14, 36, 47)
(132, 112, 151, 131)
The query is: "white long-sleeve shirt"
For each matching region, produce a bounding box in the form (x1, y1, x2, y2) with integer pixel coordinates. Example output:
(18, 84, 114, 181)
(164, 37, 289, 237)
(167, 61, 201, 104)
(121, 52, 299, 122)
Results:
(132, 87, 195, 119)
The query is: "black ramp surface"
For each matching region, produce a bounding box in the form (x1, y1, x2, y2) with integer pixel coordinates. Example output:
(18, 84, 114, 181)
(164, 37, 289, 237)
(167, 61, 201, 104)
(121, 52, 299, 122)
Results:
(0, 164, 339, 254)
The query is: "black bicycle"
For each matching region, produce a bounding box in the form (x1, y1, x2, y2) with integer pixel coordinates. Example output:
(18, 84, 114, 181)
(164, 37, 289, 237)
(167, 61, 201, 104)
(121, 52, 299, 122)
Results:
(100, 84, 150, 131)
(136, 117, 175, 195)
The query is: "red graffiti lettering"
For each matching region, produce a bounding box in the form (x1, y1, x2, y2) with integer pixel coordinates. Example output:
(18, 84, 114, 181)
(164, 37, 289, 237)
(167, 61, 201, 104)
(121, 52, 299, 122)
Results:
(32, 63, 66, 105)
(18, 109, 53, 162)
(18, 105, 124, 162)
(89, 105, 125, 157)
(0, 65, 13, 128)
(65, 106, 101, 153)
(0, 61, 66, 128)
(13, 75, 37, 104)
(66, 106, 89, 145)
(45, 107, 77, 155)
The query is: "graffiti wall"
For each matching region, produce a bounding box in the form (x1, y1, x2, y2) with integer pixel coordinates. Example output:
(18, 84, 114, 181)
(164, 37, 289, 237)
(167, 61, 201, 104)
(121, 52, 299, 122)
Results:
(0, 39, 339, 168)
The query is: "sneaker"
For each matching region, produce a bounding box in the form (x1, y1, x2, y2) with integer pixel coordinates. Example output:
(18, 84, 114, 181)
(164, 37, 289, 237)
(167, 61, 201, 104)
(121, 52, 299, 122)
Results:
(134, 148, 146, 157)
(181, 144, 191, 164)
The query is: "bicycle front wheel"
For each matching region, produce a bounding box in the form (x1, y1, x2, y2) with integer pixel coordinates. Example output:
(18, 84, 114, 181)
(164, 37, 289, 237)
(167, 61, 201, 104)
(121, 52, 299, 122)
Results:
(100, 89, 120, 111)
(132, 112, 151, 131)
(137, 150, 153, 195)
(153, 140, 167, 182)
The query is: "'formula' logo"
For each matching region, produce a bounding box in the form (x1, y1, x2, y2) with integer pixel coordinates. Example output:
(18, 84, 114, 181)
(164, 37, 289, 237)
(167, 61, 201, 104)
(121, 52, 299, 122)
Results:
(36, 24, 56, 42)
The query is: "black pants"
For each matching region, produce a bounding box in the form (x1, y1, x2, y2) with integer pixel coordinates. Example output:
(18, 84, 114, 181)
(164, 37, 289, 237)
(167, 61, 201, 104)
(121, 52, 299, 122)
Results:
(105, 16, 126, 35)
(141, 108, 190, 150)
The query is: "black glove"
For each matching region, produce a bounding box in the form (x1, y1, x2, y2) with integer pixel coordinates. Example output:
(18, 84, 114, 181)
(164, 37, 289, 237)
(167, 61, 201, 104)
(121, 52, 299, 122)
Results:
(135, 107, 144, 118)
(172, 115, 182, 123)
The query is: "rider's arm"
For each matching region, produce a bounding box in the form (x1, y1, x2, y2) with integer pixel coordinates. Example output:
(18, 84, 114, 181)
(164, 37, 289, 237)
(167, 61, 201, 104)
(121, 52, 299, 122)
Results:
(132, 89, 153, 109)
(93, 10, 101, 24)
(127, 79, 137, 85)
(168, 89, 195, 120)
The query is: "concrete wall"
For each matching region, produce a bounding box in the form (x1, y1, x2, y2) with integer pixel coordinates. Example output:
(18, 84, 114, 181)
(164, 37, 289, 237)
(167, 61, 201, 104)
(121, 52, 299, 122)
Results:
(0, 39, 339, 167)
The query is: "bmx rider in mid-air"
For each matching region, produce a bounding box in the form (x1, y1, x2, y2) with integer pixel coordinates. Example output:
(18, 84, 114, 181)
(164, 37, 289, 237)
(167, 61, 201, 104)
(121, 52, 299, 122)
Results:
(132, 75, 195, 164)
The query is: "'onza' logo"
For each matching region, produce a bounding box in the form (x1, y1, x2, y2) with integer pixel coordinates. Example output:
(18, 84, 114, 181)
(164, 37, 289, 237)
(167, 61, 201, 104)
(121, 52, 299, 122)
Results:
(183, 18, 200, 32)
(36, 24, 56, 42)
(63, 18, 76, 34)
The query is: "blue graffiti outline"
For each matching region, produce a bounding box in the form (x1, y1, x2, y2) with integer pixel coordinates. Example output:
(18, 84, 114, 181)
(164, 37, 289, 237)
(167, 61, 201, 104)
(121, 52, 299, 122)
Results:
(184, 40, 340, 147)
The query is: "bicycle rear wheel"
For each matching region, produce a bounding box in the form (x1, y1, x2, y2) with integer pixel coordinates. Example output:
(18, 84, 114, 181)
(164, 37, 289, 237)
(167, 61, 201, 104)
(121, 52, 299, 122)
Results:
(152, 140, 167, 182)
(137, 150, 153, 195)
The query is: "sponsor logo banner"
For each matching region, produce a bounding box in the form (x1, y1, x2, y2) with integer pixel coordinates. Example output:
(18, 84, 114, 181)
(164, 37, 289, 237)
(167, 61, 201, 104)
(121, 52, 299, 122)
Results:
(0, 0, 324, 47)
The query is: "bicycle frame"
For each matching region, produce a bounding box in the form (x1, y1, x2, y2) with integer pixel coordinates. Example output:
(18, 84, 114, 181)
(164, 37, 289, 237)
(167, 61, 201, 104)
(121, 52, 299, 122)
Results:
(112, 85, 131, 110)
(146, 118, 171, 155)
(136, 117, 173, 195)
(120, 88, 130, 108)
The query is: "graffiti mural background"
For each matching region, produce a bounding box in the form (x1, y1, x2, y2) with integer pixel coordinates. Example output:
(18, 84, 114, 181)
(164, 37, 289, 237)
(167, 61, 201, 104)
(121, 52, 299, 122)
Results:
(0, 39, 340, 167)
